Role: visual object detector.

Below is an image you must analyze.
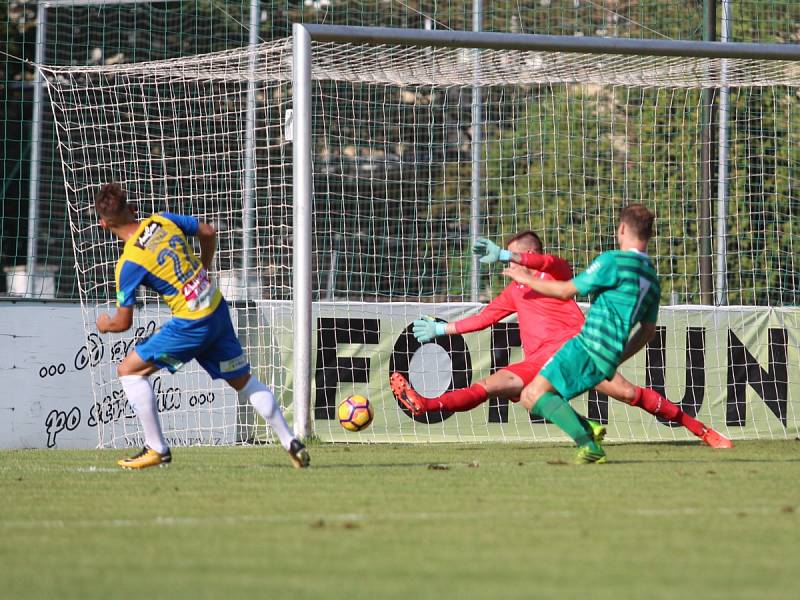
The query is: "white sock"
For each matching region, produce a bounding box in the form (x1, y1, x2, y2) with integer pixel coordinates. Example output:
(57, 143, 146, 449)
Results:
(120, 375, 168, 454)
(239, 377, 294, 450)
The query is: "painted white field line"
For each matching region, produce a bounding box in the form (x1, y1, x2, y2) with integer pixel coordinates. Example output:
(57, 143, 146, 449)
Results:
(74, 466, 120, 473)
(0, 465, 121, 474)
(1, 505, 795, 531)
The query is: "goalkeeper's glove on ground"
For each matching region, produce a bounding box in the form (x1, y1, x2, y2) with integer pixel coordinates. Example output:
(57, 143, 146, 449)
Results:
(472, 237, 511, 264)
(413, 316, 447, 343)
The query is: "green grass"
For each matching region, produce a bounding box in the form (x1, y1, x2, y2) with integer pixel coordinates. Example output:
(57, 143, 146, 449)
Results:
(1, 441, 798, 600)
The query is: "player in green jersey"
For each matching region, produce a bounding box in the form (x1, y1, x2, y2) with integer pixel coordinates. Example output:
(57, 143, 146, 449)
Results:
(509, 204, 662, 464)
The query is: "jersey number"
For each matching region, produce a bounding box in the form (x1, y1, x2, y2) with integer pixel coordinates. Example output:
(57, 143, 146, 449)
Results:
(632, 276, 652, 324)
(157, 236, 200, 283)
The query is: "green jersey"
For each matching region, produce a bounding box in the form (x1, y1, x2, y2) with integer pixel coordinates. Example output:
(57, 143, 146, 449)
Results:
(571, 249, 660, 377)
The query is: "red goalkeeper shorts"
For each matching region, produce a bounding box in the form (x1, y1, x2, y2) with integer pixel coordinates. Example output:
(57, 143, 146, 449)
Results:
(500, 344, 565, 401)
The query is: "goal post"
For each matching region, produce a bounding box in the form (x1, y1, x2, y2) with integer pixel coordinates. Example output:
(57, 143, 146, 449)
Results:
(290, 25, 800, 441)
(292, 23, 314, 439)
(39, 26, 800, 448)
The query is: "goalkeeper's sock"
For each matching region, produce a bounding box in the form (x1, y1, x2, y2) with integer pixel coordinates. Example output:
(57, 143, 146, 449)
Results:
(239, 376, 294, 450)
(120, 375, 168, 454)
(633, 387, 706, 437)
(530, 391, 593, 448)
(428, 384, 488, 412)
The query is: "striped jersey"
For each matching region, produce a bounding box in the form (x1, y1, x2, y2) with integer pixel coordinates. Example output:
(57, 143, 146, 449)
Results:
(115, 212, 222, 320)
(571, 249, 660, 377)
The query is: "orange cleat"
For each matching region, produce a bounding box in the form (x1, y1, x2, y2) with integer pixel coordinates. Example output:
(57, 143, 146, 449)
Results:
(700, 428, 733, 449)
(390, 372, 426, 416)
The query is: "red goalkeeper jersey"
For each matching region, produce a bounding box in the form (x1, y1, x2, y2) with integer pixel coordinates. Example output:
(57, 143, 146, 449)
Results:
(453, 253, 584, 359)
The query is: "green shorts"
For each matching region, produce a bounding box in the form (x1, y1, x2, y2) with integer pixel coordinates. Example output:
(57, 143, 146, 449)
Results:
(540, 337, 608, 400)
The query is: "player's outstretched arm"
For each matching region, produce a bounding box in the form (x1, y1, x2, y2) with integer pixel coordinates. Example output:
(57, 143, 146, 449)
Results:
(413, 296, 514, 342)
(197, 222, 217, 270)
(96, 306, 134, 333)
(472, 238, 575, 283)
(503, 267, 578, 300)
(472, 237, 511, 264)
(620, 321, 657, 363)
(412, 316, 455, 343)
(413, 284, 516, 343)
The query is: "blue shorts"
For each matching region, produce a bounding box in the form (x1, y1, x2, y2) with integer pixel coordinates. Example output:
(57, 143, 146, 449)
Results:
(135, 300, 250, 380)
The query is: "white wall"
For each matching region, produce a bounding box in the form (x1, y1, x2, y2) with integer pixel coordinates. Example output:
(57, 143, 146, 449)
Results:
(0, 301, 239, 449)
(1, 302, 102, 448)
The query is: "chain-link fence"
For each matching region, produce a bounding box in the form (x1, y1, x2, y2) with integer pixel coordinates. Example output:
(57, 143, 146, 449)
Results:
(3, 1, 799, 303)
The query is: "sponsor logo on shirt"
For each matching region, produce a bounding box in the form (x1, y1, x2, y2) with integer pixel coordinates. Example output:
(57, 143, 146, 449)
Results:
(586, 261, 601, 274)
(181, 269, 215, 311)
(134, 221, 166, 250)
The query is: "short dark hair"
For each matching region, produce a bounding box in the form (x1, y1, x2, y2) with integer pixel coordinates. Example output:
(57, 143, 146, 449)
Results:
(95, 182, 128, 221)
(620, 204, 655, 240)
(505, 230, 543, 253)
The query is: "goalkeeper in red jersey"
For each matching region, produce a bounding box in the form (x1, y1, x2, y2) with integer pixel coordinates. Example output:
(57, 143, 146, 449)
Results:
(389, 229, 731, 450)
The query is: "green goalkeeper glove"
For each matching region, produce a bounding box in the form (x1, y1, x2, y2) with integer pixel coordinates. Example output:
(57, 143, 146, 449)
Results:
(413, 316, 447, 343)
(472, 237, 512, 264)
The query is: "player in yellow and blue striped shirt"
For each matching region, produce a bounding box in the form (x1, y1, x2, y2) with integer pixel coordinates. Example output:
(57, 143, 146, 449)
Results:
(94, 183, 309, 469)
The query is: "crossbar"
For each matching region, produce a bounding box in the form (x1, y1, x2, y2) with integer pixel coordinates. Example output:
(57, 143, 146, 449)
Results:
(290, 23, 800, 439)
(40, 0, 181, 7)
(302, 24, 800, 62)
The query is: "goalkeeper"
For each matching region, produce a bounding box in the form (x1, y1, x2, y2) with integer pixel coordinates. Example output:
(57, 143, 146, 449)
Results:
(390, 225, 730, 456)
(93, 183, 309, 469)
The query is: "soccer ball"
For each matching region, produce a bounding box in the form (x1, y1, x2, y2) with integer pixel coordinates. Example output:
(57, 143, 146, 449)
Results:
(338, 395, 374, 432)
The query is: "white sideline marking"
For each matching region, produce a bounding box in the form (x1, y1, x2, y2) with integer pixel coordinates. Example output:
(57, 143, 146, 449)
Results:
(75, 466, 120, 473)
(0, 466, 121, 474)
(1, 506, 795, 531)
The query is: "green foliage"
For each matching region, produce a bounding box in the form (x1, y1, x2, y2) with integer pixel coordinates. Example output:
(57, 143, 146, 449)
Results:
(436, 83, 799, 305)
(4, 1, 800, 304)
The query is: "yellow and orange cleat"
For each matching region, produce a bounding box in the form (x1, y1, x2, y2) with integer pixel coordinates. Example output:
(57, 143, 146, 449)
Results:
(117, 446, 172, 469)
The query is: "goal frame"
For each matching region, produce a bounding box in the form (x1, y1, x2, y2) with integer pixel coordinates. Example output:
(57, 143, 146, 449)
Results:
(290, 24, 800, 439)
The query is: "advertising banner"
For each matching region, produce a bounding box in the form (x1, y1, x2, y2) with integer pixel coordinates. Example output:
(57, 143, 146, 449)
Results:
(260, 302, 800, 443)
(1, 300, 797, 448)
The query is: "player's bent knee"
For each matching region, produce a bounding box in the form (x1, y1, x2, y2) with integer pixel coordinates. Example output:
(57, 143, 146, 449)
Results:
(479, 372, 523, 399)
(117, 361, 136, 378)
(616, 387, 637, 404)
(520, 377, 552, 411)
(600, 379, 637, 404)
(519, 388, 537, 411)
(117, 351, 157, 378)
(225, 372, 252, 392)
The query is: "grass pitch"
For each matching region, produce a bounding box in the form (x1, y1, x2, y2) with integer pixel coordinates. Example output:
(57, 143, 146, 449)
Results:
(1, 441, 797, 600)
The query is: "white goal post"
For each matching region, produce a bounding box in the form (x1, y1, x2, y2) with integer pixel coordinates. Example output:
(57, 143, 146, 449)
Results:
(290, 24, 800, 441)
(39, 26, 800, 448)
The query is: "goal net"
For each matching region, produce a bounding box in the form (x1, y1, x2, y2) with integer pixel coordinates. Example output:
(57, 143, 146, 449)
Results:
(40, 32, 800, 447)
